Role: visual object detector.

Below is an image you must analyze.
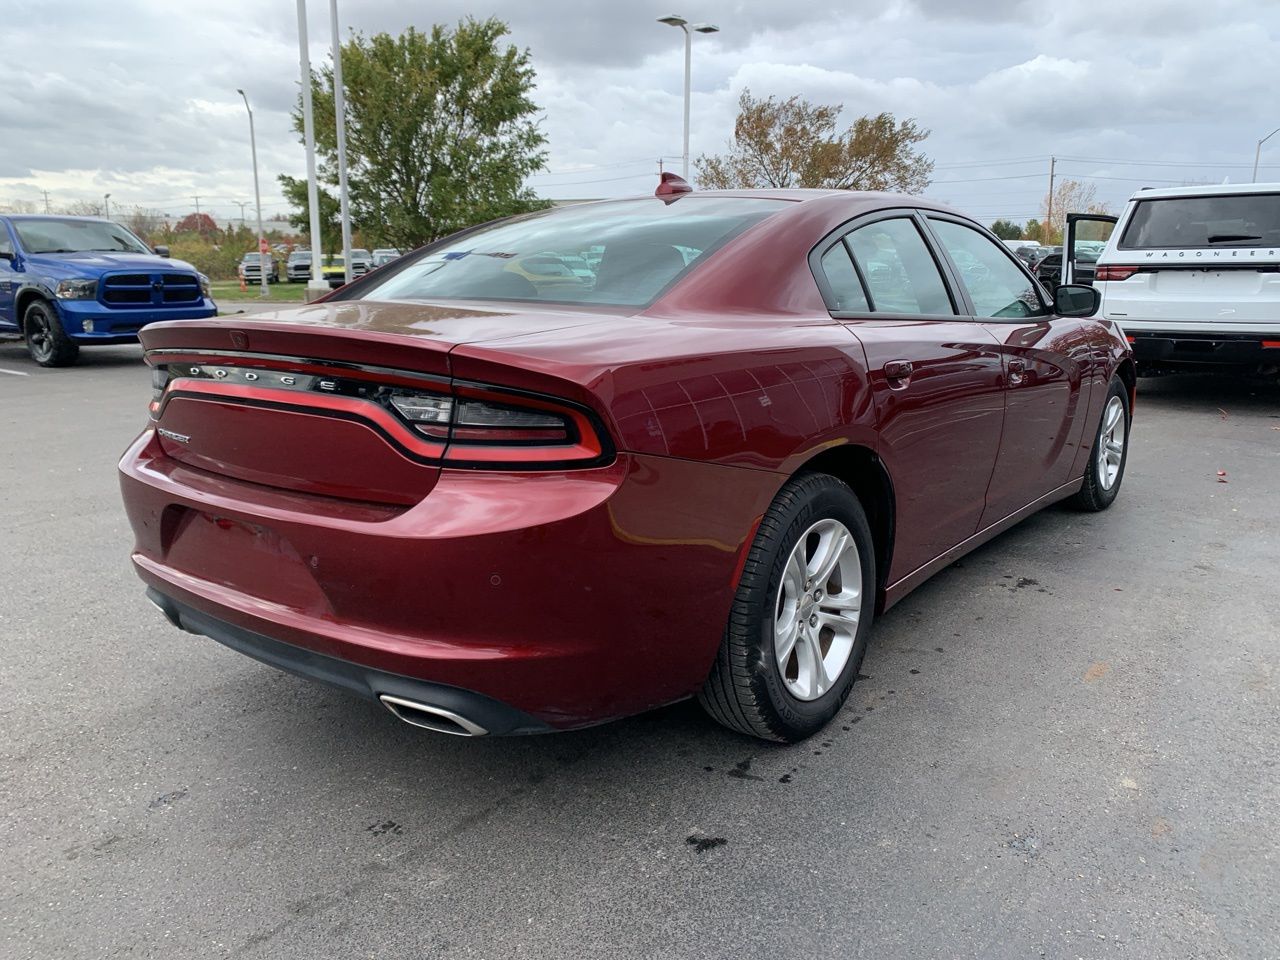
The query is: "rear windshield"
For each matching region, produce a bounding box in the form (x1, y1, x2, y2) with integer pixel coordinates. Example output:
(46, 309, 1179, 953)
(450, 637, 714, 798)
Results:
(1119, 193, 1280, 249)
(354, 196, 789, 307)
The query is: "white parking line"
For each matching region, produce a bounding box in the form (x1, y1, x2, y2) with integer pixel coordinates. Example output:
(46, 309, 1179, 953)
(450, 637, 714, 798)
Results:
(0, 367, 30, 376)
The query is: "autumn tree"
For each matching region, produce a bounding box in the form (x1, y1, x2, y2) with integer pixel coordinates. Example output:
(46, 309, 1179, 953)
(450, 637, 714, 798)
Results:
(298, 19, 549, 250)
(1040, 179, 1111, 243)
(990, 219, 1023, 241)
(694, 90, 933, 192)
(174, 212, 218, 235)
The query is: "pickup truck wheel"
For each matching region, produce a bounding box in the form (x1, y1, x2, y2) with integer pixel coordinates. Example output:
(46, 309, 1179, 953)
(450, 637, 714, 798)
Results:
(24, 299, 79, 367)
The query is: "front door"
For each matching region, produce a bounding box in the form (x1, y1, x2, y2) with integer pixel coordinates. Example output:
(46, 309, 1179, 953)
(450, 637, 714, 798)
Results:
(922, 215, 1093, 525)
(1064, 213, 1118, 286)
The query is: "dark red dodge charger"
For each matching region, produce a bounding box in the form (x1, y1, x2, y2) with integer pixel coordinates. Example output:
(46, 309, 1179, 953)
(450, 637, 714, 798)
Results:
(120, 177, 1133, 742)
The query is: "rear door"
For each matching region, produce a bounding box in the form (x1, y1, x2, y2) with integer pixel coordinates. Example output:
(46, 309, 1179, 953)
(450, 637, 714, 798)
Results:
(1064, 213, 1118, 286)
(0, 224, 16, 329)
(922, 215, 1095, 526)
(813, 212, 1007, 584)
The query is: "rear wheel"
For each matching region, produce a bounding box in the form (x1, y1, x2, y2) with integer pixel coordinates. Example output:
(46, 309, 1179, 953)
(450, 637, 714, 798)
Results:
(24, 299, 79, 367)
(1069, 376, 1130, 511)
(699, 473, 875, 742)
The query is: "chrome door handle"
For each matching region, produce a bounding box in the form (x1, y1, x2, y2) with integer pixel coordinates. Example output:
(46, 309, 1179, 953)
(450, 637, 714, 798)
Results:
(883, 359, 913, 386)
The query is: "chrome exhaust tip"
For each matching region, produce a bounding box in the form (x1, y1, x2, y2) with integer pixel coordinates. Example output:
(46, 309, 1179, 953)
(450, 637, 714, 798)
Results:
(377, 694, 489, 737)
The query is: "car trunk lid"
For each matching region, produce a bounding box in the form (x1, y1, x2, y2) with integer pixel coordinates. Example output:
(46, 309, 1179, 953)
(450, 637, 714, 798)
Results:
(141, 301, 618, 504)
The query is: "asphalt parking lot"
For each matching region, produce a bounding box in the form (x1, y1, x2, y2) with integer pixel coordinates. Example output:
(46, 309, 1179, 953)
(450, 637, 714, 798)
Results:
(2, 342, 1278, 960)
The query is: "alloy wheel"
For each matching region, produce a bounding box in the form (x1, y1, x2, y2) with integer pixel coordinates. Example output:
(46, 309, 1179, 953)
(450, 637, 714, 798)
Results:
(27, 309, 53, 363)
(1096, 396, 1125, 490)
(773, 518, 862, 701)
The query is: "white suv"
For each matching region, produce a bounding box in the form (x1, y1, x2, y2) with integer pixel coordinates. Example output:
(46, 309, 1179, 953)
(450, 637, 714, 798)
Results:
(1067, 184, 1280, 375)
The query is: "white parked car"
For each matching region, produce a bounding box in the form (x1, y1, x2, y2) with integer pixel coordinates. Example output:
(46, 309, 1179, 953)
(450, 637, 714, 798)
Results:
(1067, 184, 1280, 375)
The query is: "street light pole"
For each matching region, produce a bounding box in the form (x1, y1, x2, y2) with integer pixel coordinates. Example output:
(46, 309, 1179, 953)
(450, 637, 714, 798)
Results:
(237, 88, 270, 298)
(1253, 126, 1280, 182)
(658, 15, 719, 181)
(330, 0, 354, 285)
(103, 193, 111, 220)
(297, 0, 328, 300)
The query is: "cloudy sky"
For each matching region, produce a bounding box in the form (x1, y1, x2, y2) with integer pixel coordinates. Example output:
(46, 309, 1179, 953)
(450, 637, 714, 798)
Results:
(3, 0, 1279, 228)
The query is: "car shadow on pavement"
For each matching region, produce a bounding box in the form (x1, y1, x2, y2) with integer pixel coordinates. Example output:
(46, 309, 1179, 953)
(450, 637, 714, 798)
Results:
(1136, 371, 1280, 411)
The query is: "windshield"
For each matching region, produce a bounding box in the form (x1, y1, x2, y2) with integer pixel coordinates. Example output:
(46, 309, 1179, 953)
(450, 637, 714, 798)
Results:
(1120, 193, 1280, 249)
(289, 252, 311, 262)
(355, 196, 789, 307)
(13, 218, 151, 255)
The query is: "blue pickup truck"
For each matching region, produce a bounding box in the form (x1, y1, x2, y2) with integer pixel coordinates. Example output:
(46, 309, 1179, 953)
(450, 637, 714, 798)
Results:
(0, 215, 216, 366)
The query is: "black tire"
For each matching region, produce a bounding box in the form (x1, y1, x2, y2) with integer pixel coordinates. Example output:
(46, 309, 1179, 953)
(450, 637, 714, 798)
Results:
(1069, 376, 1130, 512)
(24, 299, 79, 367)
(699, 473, 875, 742)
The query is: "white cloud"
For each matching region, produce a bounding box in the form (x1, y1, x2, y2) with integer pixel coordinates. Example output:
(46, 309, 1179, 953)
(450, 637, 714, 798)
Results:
(0, 0, 1277, 228)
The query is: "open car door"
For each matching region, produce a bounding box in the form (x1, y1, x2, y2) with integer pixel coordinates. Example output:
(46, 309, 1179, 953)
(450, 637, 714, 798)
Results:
(1064, 213, 1118, 286)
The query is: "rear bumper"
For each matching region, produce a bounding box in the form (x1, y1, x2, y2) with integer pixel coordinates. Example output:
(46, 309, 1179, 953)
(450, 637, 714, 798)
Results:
(146, 588, 552, 735)
(59, 298, 217, 340)
(1126, 330, 1280, 370)
(118, 429, 779, 730)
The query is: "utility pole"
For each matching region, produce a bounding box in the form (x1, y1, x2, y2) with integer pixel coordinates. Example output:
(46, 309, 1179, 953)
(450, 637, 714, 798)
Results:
(1045, 155, 1056, 244)
(330, 0, 354, 285)
(236, 89, 270, 299)
(235, 200, 249, 224)
(193, 195, 202, 218)
(41, 190, 51, 214)
(658, 158, 664, 177)
(297, 0, 328, 301)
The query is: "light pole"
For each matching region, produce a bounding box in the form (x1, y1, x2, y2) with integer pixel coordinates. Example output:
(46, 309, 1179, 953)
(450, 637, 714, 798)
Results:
(296, 0, 328, 300)
(103, 193, 111, 220)
(330, 0, 354, 284)
(657, 15, 719, 180)
(1253, 126, 1280, 182)
(236, 88, 270, 298)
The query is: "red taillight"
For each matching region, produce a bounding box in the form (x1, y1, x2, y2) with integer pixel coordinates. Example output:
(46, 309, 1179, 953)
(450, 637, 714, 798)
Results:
(1096, 265, 1140, 282)
(1263, 341, 1280, 349)
(1126, 335, 1135, 344)
(147, 357, 611, 469)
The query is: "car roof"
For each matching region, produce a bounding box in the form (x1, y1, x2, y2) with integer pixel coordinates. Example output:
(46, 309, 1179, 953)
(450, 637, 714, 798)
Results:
(1127, 181, 1280, 201)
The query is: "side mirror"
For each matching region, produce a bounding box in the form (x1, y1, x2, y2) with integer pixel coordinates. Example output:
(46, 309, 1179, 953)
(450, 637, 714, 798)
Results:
(1054, 283, 1100, 317)
(153, 245, 170, 258)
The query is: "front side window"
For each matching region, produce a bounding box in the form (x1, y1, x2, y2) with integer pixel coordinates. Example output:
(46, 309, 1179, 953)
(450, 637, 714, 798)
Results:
(12, 218, 150, 255)
(928, 219, 1048, 319)
(844, 218, 954, 316)
(355, 196, 789, 308)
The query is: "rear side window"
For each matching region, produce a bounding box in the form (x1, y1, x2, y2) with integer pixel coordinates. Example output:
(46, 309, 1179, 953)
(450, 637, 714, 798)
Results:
(928, 219, 1048, 319)
(1120, 194, 1280, 249)
(818, 242, 870, 312)
(845, 218, 954, 316)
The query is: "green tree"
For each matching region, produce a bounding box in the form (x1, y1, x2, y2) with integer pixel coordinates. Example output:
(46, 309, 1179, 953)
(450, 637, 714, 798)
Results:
(1023, 218, 1044, 243)
(298, 19, 549, 249)
(694, 89, 933, 192)
(990, 219, 1023, 241)
(278, 174, 342, 254)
